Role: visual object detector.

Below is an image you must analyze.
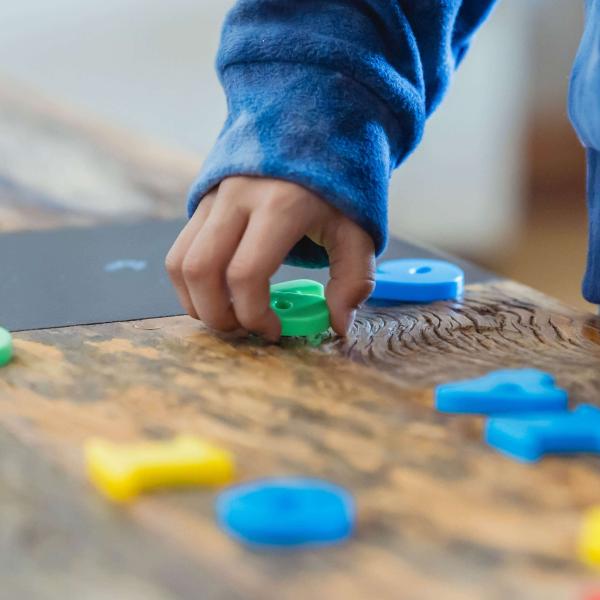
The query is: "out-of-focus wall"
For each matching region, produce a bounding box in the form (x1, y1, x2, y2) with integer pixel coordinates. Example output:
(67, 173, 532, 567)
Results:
(390, 1, 532, 258)
(0, 1, 539, 258)
(503, 2, 591, 311)
(0, 0, 229, 156)
(526, 2, 585, 206)
(530, 0, 583, 117)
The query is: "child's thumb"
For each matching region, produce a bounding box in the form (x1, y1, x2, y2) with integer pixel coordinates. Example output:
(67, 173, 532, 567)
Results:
(324, 220, 376, 336)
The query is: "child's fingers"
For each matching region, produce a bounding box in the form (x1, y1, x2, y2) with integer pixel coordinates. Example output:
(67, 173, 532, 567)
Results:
(227, 208, 308, 341)
(324, 219, 376, 336)
(165, 192, 217, 318)
(181, 198, 249, 332)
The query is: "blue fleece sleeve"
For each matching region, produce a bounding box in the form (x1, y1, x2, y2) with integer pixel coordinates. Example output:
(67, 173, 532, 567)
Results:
(188, 0, 497, 267)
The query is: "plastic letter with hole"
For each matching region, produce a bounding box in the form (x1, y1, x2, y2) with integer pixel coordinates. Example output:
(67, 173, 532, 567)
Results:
(370, 259, 464, 303)
(270, 279, 330, 337)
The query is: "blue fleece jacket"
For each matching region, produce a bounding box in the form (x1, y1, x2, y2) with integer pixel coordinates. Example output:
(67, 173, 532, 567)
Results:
(188, 0, 498, 268)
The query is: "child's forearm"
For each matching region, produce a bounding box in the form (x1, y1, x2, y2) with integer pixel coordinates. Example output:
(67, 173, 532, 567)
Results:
(170, 1, 498, 339)
(189, 0, 497, 266)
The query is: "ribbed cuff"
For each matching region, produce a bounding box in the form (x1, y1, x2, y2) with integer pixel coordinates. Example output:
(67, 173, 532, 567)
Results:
(187, 62, 416, 267)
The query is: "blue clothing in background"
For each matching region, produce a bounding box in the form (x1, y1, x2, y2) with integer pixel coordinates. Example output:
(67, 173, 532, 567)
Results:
(188, 0, 497, 267)
(569, 0, 600, 304)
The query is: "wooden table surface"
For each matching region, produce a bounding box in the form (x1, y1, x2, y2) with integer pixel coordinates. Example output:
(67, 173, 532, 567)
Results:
(2, 80, 600, 600)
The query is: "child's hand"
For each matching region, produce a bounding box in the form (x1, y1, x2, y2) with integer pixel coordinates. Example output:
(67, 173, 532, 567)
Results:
(166, 176, 375, 341)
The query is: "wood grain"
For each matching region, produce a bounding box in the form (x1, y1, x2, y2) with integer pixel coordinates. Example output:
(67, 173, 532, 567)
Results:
(2, 81, 600, 600)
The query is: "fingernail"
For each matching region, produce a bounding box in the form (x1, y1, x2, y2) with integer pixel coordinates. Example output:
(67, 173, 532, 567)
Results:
(344, 310, 357, 336)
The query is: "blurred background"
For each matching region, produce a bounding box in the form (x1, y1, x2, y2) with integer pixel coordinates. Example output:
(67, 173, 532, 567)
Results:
(0, 1, 591, 310)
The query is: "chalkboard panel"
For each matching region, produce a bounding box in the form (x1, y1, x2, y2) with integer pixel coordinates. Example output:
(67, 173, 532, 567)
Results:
(0, 219, 493, 332)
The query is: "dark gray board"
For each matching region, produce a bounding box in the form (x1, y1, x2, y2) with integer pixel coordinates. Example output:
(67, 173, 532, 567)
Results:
(0, 219, 494, 332)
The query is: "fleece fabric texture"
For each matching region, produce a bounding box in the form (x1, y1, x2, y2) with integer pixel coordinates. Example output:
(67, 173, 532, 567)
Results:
(584, 149, 600, 303)
(569, 0, 600, 303)
(188, 0, 497, 267)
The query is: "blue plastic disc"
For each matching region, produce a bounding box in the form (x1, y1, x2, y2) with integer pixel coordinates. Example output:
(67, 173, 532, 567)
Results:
(370, 259, 464, 303)
(216, 477, 355, 548)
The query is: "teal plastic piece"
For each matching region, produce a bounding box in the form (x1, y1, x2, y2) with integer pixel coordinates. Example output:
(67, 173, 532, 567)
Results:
(0, 327, 13, 367)
(270, 279, 330, 337)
